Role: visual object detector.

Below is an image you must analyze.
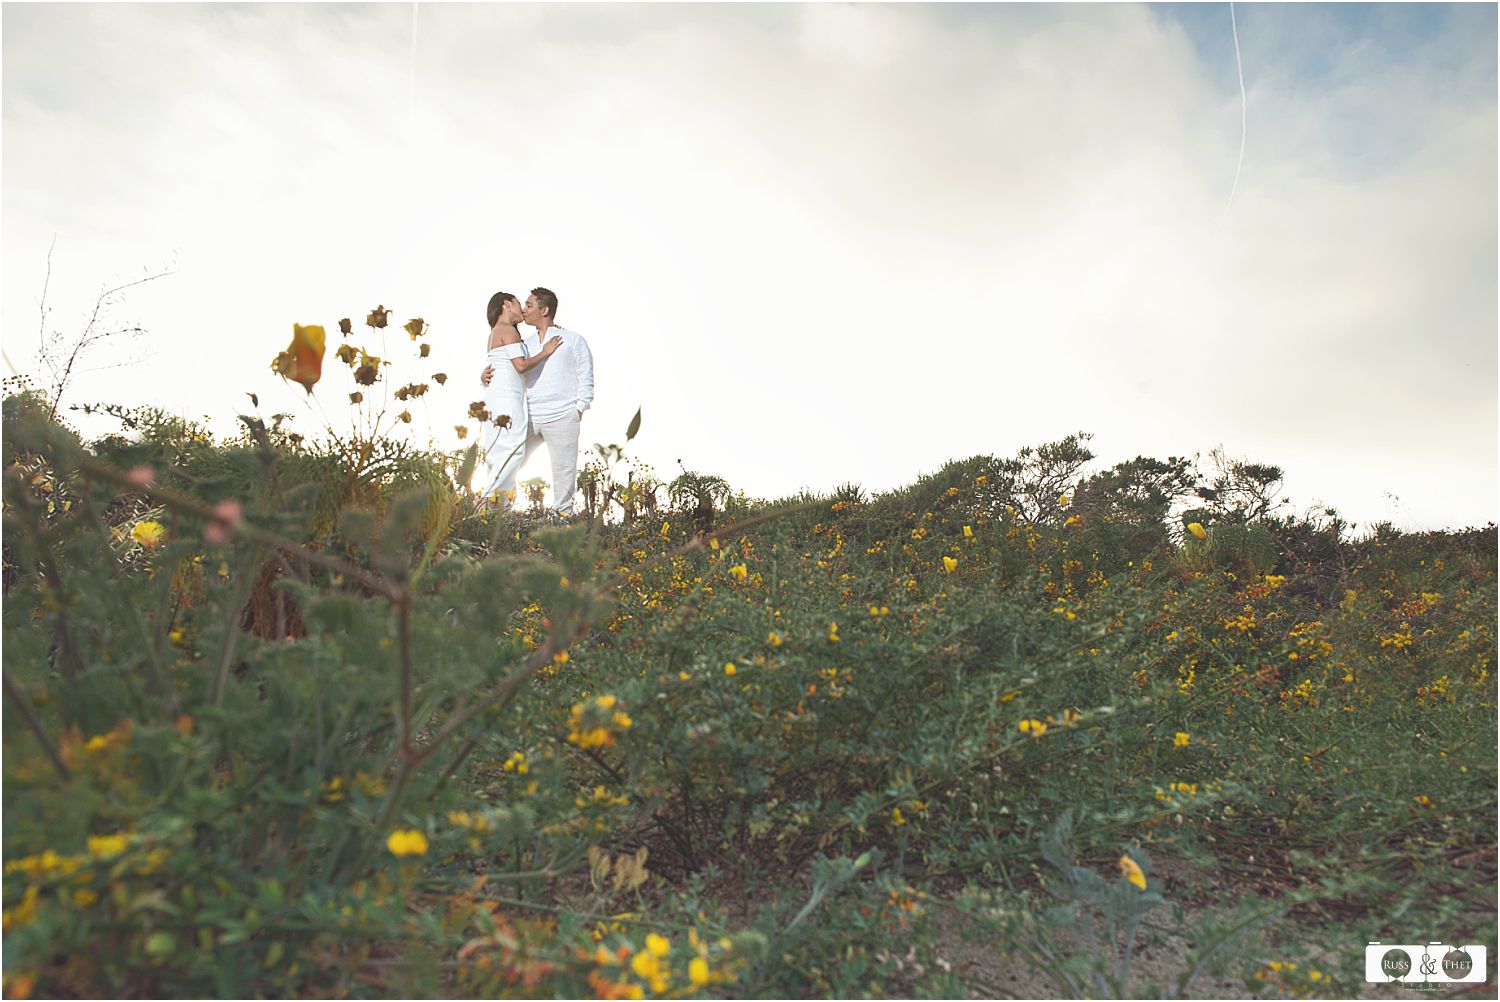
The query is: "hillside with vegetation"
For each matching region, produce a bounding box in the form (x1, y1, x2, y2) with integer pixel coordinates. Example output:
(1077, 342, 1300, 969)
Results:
(2, 315, 1494, 999)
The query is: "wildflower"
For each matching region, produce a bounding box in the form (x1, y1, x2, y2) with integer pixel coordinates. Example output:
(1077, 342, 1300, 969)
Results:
(1059, 493, 1070, 508)
(553, 650, 570, 666)
(502, 751, 529, 774)
(645, 933, 670, 958)
(1118, 855, 1147, 889)
(1173, 731, 1190, 748)
(689, 956, 711, 987)
(271, 323, 326, 391)
(3, 886, 40, 932)
(963, 524, 973, 538)
(729, 563, 747, 582)
(1018, 719, 1048, 738)
(630, 950, 669, 993)
(891, 807, 906, 826)
(1064, 515, 1083, 527)
(1413, 795, 1432, 807)
(87, 834, 129, 858)
(130, 520, 166, 549)
(588, 974, 644, 1000)
(724, 662, 736, 676)
(1187, 522, 1208, 541)
(827, 622, 840, 643)
(386, 829, 429, 857)
(942, 556, 958, 574)
(659, 521, 670, 539)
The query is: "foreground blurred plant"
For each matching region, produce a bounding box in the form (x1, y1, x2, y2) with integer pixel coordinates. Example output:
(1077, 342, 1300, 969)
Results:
(0, 384, 621, 996)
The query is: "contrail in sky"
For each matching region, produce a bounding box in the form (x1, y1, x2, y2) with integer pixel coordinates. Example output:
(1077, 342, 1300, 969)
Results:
(1226, 1, 1248, 210)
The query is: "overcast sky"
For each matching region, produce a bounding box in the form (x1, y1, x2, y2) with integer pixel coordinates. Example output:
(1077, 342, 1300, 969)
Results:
(3, 2, 1496, 530)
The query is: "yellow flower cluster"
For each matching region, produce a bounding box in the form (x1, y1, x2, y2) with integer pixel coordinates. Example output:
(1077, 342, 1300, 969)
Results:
(1222, 612, 1257, 632)
(5, 849, 86, 879)
(386, 829, 428, 857)
(1380, 623, 1414, 649)
(567, 695, 633, 749)
(575, 786, 630, 809)
(1018, 719, 1048, 738)
(447, 810, 493, 832)
(588, 929, 723, 999)
(1118, 855, 1147, 889)
(1154, 781, 1200, 801)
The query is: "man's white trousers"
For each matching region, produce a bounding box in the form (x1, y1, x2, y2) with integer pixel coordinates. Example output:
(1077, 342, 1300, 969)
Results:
(527, 412, 581, 515)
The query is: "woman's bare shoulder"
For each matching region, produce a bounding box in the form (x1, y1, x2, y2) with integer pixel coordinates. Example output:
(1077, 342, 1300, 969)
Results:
(488, 325, 522, 350)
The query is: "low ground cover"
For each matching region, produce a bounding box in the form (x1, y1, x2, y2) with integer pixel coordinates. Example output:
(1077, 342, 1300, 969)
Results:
(3, 393, 1494, 999)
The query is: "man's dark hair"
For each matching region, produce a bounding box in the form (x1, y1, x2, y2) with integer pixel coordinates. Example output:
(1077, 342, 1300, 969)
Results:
(530, 287, 558, 322)
(487, 292, 518, 328)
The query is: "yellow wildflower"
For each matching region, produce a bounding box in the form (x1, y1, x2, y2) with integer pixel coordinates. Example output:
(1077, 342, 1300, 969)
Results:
(689, 956, 711, 987)
(130, 520, 166, 549)
(645, 933, 670, 958)
(1173, 731, 1190, 748)
(386, 829, 429, 857)
(1187, 522, 1208, 541)
(942, 556, 958, 574)
(630, 950, 669, 993)
(724, 662, 736, 676)
(1018, 719, 1048, 738)
(963, 525, 973, 538)
(1118, 855, 1147, 889)
(767, 630, 782, 646)
(87, 834, 129, 858)
(729, 563, 747, 582)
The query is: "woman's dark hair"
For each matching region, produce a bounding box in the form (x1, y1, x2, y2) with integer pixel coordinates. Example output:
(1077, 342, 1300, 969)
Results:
(487, 292, 518, 328)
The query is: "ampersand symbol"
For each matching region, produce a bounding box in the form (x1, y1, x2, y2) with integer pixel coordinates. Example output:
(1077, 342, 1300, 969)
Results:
(1419, 952, 1438, 976)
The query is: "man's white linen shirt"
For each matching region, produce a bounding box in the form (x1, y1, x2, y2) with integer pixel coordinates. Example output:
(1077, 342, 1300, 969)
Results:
(521, 328, 595, 424)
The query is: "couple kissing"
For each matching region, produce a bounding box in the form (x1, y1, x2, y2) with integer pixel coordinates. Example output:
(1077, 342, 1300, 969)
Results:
(479, 287, 594, 517)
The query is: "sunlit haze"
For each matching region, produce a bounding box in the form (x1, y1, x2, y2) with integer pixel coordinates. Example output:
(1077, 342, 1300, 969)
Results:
(4, 2, 1496, 529)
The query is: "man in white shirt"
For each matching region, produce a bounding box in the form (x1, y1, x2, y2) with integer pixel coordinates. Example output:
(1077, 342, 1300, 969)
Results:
(480, 286, 594, 516)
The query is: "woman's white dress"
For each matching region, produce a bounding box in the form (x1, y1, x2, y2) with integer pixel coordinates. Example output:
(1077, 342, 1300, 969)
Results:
(480, 342, 530, 501)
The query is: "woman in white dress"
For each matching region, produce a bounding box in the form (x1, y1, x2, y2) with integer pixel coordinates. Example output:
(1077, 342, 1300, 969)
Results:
(481, 292, 561, 504)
